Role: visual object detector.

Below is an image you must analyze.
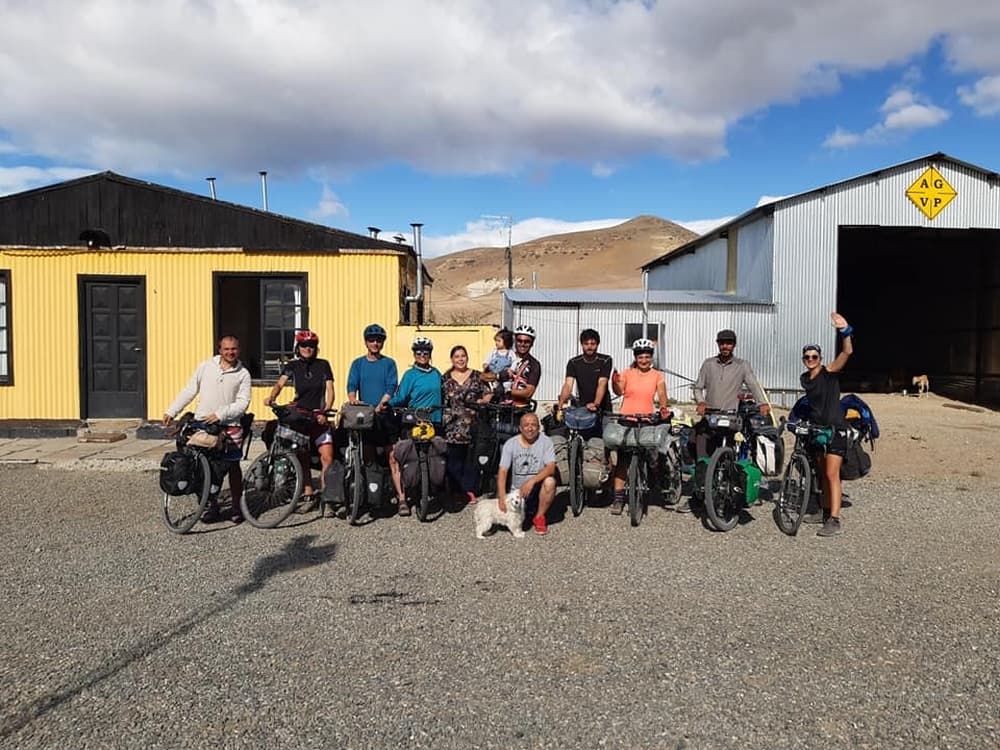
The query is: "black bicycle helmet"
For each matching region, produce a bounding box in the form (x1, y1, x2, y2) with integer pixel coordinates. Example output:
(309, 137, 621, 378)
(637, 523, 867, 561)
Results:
(363, 323, 387, 341)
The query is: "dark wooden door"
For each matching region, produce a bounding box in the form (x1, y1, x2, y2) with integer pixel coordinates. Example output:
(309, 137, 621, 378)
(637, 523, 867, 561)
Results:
(80, 277, 146, 418)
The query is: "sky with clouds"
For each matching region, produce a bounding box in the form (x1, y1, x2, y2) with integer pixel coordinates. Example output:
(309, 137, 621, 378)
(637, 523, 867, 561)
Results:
(2, 0, 1000, 255)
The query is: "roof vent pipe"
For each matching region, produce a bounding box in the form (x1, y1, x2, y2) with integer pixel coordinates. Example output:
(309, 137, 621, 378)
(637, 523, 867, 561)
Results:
(393, 233, 406, 244)
(206, 177, 217, 200)
(368, 226, 381, 239)
(259, 171, 268, 211)
(404, 222, 424, 304)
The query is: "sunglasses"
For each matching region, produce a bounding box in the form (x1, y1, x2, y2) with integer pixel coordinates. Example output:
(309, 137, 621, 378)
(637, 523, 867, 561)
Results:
(802, 354, 820, 362)
(413, 349, 432, 356)
(515, 337, 533, 344)
(365, 338, 384, 344)
(298, 343, 316, 349)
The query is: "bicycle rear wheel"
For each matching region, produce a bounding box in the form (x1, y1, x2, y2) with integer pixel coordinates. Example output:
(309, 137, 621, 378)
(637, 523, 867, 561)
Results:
(704, 446, 740, 531)
(775, 452, 811, 536)
(241, 451, 304, 528)
(161, 451, 212, 535)
(568, 437, 585, 517)
(346, 445, 364, 525)
(627, 453, 645, 527)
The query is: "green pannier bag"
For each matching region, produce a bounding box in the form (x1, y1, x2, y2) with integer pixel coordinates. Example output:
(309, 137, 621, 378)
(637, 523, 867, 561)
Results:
(735, 459, 762, 506)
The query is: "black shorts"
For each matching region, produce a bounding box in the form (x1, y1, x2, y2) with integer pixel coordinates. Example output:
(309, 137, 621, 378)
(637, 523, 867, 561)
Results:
(812, 427, 849, 458)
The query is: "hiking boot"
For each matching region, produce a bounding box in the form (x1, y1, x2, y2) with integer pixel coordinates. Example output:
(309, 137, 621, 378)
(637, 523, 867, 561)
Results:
(533, 516, 548, 535)
(817, 517, 843, 537)
(674, 499, 692, 514)
(397, 499, 411, 517)
(609, 499, 624, 515)
(201, 503, 222, 523)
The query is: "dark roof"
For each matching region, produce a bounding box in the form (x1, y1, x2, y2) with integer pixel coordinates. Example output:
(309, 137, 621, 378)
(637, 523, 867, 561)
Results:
(0, 171, 412, 254)
(642, 152, 1000, 271)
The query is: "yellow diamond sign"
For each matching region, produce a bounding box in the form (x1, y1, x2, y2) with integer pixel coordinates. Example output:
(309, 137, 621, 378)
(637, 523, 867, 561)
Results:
(906, 167, 957, 220)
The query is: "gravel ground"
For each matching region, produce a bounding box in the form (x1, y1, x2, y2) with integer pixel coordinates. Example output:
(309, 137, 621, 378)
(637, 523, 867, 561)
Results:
(1, 464, 998, 750)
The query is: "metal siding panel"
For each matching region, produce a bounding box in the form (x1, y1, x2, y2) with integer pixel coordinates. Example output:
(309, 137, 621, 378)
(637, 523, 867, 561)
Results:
(736, 216, 774, 300)
(507, 304, 580, 401)
(647, 238, 728, 291)
(0, 249, 407, 419)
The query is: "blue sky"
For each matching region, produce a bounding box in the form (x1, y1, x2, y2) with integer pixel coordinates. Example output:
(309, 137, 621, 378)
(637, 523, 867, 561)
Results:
(2, 1, 1000, 256)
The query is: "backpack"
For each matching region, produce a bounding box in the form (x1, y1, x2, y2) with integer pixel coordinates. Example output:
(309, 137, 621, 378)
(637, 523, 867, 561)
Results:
(840, 394, 880, 446)
(159, 451, 198, 496)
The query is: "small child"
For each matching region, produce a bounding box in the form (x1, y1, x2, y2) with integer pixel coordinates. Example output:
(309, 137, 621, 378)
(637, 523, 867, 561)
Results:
(483, 328, 514, 393)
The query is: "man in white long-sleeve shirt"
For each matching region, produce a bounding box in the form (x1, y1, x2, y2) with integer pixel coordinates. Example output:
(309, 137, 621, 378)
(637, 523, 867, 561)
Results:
(163, 335, 252, 522)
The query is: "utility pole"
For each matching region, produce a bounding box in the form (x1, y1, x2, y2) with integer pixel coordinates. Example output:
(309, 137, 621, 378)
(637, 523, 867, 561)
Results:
(482, 214, 513, 289)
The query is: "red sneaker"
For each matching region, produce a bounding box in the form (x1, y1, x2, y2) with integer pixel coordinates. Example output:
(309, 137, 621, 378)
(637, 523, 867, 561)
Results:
(532, 516, 548, 535)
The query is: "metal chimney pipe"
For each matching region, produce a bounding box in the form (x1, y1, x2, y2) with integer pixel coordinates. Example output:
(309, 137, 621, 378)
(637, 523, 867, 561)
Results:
(393, 233, 406, 244)
(259, 171, 268, 211)
(403, 223, 425, 305)
(367, 226, 381, 239)
(206, 177, 217, 200)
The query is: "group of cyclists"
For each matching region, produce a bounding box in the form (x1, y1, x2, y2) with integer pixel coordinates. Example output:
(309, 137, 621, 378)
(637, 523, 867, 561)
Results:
(163, 311, 855, 538)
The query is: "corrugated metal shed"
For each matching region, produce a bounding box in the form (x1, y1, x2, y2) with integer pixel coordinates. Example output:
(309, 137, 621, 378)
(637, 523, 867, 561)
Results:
(503, 291, 779, 406)
(641, 152, 1000, 405)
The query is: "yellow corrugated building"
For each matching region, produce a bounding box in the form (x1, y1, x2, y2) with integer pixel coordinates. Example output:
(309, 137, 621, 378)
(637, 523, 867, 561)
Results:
(0, 173, 495, 424)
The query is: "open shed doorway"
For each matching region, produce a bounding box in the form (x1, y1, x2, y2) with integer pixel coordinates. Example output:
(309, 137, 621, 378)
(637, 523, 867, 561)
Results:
(836, 226, 1000, 406)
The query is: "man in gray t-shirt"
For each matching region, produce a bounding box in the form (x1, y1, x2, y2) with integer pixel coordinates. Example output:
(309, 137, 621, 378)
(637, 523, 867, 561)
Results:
(496, 412, 557, 535)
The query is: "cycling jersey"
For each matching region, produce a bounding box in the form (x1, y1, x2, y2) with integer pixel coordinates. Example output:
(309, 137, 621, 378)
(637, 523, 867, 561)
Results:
(565, 353, 613, 411)
(280, 357, 333, 411)
(347, 355, 398, 406)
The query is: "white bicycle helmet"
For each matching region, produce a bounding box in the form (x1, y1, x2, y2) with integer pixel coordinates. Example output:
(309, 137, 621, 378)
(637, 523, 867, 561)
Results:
(632, 338, 655, 354)
(411, 336, 434, 352)
(513, 324, 536, 340)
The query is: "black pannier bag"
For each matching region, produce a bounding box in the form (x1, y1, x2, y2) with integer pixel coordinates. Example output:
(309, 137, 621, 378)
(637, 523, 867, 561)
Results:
(159, 451, 198, 495)
(840, 437, 872, 480)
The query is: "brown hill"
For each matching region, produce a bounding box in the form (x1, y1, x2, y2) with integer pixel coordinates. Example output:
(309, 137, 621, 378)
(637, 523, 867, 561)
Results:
(426, 215, 697, 325)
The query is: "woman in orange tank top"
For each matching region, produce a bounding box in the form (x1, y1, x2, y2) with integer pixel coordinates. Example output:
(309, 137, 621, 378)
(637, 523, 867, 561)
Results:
(607, 338, 671, 515)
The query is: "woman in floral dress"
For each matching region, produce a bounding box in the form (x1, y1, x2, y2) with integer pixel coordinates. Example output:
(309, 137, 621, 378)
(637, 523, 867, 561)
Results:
(442, 345, 491, 505)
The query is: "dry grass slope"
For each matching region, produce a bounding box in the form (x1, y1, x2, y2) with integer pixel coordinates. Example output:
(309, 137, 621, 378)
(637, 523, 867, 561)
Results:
(426, 215, 697, 325)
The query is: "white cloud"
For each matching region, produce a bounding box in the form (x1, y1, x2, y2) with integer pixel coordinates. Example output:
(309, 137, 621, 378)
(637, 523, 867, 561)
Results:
(0, 165, 95, 195)
(591, 162, 615, 178)
(310, 184, 348, 220)
(1, 1, 998, 179)
(958, 74, 1000, 115)
(823, 85, 949, 148)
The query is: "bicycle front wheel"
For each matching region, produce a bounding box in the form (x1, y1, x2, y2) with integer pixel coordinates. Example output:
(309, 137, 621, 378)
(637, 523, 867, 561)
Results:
(346, 445, 364, 525)
(161, 451, 212, 535)
(241, 451, 304, 528)
(704, 446, 740, 531)
(776, 452, 811, 536)
(568, 437, 585, 517)
(627, 453, 645, 527)
(416, 454, 432, 522)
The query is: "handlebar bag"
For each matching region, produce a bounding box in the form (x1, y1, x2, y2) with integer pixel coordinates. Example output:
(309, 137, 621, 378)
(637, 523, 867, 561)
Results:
(563, 407, 599, 431)
(186, 429, 221, 450)
(341, 403, 376, 431)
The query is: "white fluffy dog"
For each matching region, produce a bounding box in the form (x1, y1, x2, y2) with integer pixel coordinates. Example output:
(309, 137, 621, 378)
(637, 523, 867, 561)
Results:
(474, 490, 526, 539)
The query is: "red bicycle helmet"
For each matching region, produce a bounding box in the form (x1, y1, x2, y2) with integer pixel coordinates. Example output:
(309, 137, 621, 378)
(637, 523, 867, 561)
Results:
(295, 329, 319, 347)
